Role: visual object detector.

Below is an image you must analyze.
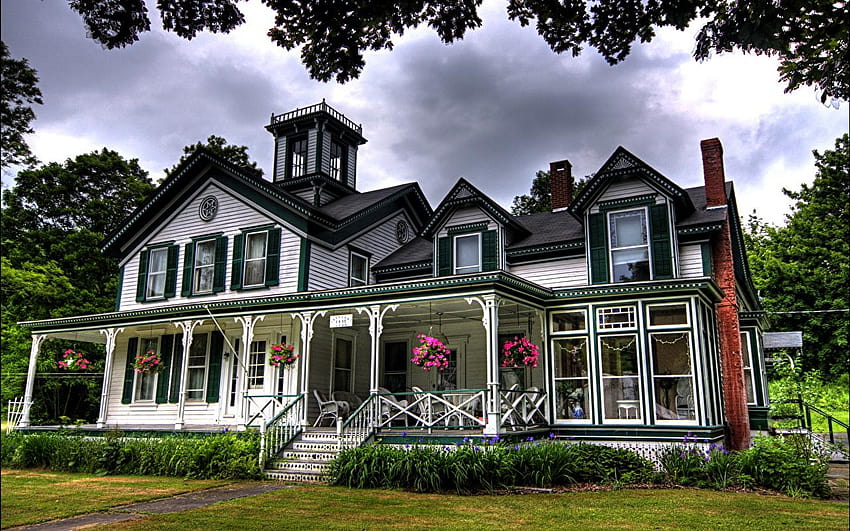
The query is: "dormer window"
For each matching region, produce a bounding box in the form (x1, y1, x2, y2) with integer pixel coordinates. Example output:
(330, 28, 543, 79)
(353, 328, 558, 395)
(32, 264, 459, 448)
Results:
(288, 136, 308, 178)
(454, 233, 481, 275)
(349, 251, 369, 286)
(609, 209, 650, 282)
(330, 141, 346, 180)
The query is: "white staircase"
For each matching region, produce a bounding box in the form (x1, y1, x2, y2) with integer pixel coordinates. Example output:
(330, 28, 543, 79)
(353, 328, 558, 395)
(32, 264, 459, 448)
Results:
(264, 428, 340, 482)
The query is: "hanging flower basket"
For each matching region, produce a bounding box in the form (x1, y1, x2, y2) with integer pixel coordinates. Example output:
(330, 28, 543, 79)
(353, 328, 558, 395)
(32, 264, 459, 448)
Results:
(269, 343, 300, 368)
(134, 350, 163, 374)
(411, 334, 451, 372)
(501, 336, 540, 368)
(58, 349, 91, 370)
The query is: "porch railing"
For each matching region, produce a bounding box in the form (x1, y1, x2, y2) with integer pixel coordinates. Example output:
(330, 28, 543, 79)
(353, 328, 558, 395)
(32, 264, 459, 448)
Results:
(500, 387, 547, 430)
(338, 395, 378, 450)
(244, 394, 296, 428)
(378, 389, 488, 431)
(261, 393, 305, 466)
(6, 397, 29, 433)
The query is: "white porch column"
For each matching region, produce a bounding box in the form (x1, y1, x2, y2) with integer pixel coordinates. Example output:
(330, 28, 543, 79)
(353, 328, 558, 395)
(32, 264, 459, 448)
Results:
(234, 315, 264, 424)
(20, 334, 47, 427)
(96, 327, 124, 428)
(292, 310, 326, 426)
(174, 320, 204, 429)
(356, 304, 399, 394)
(467, 295, 501, 435)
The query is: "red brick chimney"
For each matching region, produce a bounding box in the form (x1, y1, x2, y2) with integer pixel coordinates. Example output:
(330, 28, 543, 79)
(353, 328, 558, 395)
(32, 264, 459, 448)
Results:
(702, 137, 751, 450)
(701, 138, 727, 207)
(550, 159, 573, 211)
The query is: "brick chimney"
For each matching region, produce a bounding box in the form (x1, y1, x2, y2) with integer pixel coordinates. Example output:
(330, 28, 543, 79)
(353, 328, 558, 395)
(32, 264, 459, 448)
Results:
(550, 159, 573, 211)
(701, 138, 727, 207)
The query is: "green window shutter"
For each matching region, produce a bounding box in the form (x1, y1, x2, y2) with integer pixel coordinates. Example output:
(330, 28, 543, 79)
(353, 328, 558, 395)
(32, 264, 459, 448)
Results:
(650, 204, 673, 279)
(700, 242, 712, 276)
(298, 239, 311, 291)
(265, 227, 281, 286)
(135, 251, 149, 302)
(438, 237, 452, 276)
(169, 335, 184, 403)
(588, 213, 609, 284)
(231, 233, 244, 290)
(206, 331, 224, 403)
(181, 243, 194, 296)
(482, 230, 498, 271)
(121, 337, 139, 404)
(213, 235, 228, 292)
(115, 266, 124, 311)
(164, 245, 179, 297)
(155, 334, 173, 404)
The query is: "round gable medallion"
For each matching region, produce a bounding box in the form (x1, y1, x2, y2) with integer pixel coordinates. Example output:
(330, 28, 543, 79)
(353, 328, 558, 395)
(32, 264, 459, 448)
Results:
(199, 195, 218, 221)
(396, 220, 410, 244)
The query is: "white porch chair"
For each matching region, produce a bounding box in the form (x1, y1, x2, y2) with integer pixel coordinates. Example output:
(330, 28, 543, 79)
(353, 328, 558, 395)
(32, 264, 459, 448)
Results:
(377, 387, 409, 425)
(522, 386, 547, 424)
(312, 389, 347, 427)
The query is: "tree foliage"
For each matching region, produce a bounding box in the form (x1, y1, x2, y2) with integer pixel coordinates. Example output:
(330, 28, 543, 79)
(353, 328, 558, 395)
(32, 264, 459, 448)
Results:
(165, 134, 263, 178)
(744, 134, 849, 376)
(0, 41, 43, 169)
(511, 170, 587, 215)
(66, 1, 847, 100)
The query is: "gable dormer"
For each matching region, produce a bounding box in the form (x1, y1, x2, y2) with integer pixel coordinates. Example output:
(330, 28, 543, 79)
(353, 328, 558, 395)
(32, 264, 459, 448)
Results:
(266, 101, 367, 206)
(569, 147, 695, 285)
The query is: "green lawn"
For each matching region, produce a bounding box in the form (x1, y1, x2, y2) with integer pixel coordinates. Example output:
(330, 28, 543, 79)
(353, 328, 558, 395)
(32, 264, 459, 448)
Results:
(2, 470, 846, 531)
(0, 469, 230, 528)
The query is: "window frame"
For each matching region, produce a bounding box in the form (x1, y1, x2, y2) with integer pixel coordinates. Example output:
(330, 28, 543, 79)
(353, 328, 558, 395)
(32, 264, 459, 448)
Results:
(598, 333, 643, 424)
(146, 247, 169, 300)
(288, 136, 309, 178)
(247, 339, 267, 390)
(349, 251, 369, 287)
(329, 140, 346, 181)
(243, 231, 269, 288)
(133, 337, 159, 402)
(453, 233, 482, 275)
(186, 333, 209, 402)
(740, 331, 756, 405)
(332, 335, 355, 393)
(193, 238, 217, 294)
(607, 207, 652, 283)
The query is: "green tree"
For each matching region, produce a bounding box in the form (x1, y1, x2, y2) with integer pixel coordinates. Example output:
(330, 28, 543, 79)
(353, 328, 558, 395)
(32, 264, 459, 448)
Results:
(511, 170, 587, 215)
(66, 1, 847, 100)
(0, 41, 43, 169)
(165, 135, 263, 178)
(745, 134, 849, 377)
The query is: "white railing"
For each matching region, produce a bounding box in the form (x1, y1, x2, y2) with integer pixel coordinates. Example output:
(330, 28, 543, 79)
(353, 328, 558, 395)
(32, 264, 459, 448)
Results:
(338, 395, 378, 450)
(377, 389, 488, 432)
(6, 397, 29, 432)
(244, 394, 296, 428)
(261, 394, 304, 465)
(500, 387, 547, 430)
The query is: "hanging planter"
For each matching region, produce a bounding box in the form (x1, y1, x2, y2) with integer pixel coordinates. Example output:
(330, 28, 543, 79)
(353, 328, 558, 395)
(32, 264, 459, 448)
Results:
(500, 336, 540, 368)
(269, 343, 300, 368)
(133, 350, 164, 374)
(411, 334, 451, 372)
(57, 349, 91, 370)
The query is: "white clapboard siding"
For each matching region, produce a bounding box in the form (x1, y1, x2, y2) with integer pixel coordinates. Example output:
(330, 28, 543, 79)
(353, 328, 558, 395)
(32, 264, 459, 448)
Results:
(306, 130, 318, 174)
(120, 182, 300, 311)
(346, 145, 357, 189)
(437, 207, 495, 237)
(274, 135, 287, 182)
(511, 258, 587, 289)
(597, 177, 656, 202)
(678, 244, 706, 278)
(308, 212, 409, 290)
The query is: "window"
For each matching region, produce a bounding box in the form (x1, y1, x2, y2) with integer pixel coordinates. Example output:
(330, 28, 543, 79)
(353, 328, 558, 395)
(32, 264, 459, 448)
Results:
(248, 340, 266, 390)
(186, 333, 208, 401)
(600, 335, 641, 421)
(333, 337, 353, 393)
(741, 332, 755, 404)
(597, 306, 637, 330)
(228, 339, 240, 410)
(289, 137, 308, 178)
(193, 239, 216, 293)
(276, 336, 287, 395)
(134, 337, 158, 401)
(554, 337, 589, 420)
(382, 341, 407, 393)
(243, 232, 268, 287)
(330, 141, 345, 180)
(650, 332, 695, 421)
(552, 310, 586, 333)
(437, 349, 458, 390)
(609, 209, 650, 282)
(146, 248, 168, 299)
(349, 252, 368, 287)
(454, 233, 481, 274)
(648, 304, 689, 326)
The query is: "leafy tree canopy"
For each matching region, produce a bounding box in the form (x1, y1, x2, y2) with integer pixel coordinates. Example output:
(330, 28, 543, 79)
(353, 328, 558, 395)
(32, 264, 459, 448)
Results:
(67, 0, 847, 101)
(165, 134, 263, 178)
(745, 134, 849, 376)
(0, 41, 43, 169)
(511, 169, 587, 215)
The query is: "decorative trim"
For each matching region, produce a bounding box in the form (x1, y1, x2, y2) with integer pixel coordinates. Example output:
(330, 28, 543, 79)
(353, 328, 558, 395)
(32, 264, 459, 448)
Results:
(597, 194, 657, 211)
(372, 261, 432, 274)
(677, 223, 723, 235)
(447, 222, 488, 235)
(506, 240, 584, 257)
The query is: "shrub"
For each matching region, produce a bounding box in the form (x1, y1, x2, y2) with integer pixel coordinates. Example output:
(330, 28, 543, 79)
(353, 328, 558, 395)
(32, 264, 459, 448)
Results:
(737, 435, 830, 498)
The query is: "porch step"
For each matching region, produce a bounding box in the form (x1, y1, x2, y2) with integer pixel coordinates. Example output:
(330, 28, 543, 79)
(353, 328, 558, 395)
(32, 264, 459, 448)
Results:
(263, 429, 340, 482)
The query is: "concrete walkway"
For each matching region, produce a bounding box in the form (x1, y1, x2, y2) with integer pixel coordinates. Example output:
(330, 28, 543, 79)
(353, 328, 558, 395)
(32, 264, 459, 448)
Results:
(12, 482, 293, 530)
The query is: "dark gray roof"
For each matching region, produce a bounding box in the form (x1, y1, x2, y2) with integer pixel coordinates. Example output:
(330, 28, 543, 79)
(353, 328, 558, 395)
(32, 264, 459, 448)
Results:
(507, 210, 583, 251)
(318, 183, 414, 220)
(677, 183, 732, 228)
(373, 236, 432, 270)
(763, 331, 803, 350)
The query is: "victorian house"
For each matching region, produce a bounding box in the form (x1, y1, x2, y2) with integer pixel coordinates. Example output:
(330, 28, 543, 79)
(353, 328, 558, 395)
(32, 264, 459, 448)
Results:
(17, 102, 768, 478)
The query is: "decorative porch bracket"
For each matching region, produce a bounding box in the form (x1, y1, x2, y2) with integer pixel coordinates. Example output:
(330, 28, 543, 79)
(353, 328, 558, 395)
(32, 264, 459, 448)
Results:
(356, 304, 399, 394)
(174, 320, 204, 429)
(466, 295, 502, 435)
(234, 315, 265, 426)
(292, 310, 326, 426)
(97, 327, 124, 428)
(19, 334, 46, 428)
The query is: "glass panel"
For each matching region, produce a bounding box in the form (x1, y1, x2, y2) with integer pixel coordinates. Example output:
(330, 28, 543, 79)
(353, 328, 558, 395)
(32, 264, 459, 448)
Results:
(651, 332, 695, 421)
(291, 138, 308, 177)
(555, 379, 589, 420)
(135, 337, 159, 401)
(600, 335, 641, 420)
(612, 248, 650, 282)
(554, 338, 588, 378)
(649, 304, 689, 326)
(383, 341, 407, 393)
(610, 210, 647, 247)
(194, 240, 215, 293)
(552, 311, 586, 332)
(741, 333, 755, 403)
(334, 338, 353, 392)
(187, 369, 204, 399)
(455, 234, 480, 273)
(554, 337, 589, 421)
(330, 141, 343, 180)
(350, 253, 367, 286)
(437, 349, 457, 390)
(147, 248, 168, 298)
(597, 306, 636, 329)
(248, 340, 266, 389)
(244, 232, 267, 286)
(186, 333, 207, 401)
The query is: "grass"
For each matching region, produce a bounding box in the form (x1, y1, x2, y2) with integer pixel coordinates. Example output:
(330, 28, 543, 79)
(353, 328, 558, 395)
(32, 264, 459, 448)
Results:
(0, 469, 230, 528)
(2, 470, 845, 531)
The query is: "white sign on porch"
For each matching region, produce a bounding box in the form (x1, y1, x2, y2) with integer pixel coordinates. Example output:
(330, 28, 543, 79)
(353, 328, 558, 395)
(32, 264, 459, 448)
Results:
(329, 314, 353, 328)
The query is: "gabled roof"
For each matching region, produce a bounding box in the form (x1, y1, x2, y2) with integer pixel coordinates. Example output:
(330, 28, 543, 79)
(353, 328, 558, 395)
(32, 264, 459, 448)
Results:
(420, 178, 529, 239)
(569, 146, 695, 218)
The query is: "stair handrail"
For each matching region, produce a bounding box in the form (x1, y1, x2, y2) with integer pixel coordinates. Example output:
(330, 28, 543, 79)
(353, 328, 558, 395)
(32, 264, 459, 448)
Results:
(261, 393, 305, 467)
(772, 398, 849, 446)
(338, 394, 377, 451)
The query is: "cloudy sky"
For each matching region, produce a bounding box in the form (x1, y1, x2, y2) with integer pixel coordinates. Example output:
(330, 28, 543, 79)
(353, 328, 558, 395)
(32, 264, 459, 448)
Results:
(2, 1, 846, 225)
